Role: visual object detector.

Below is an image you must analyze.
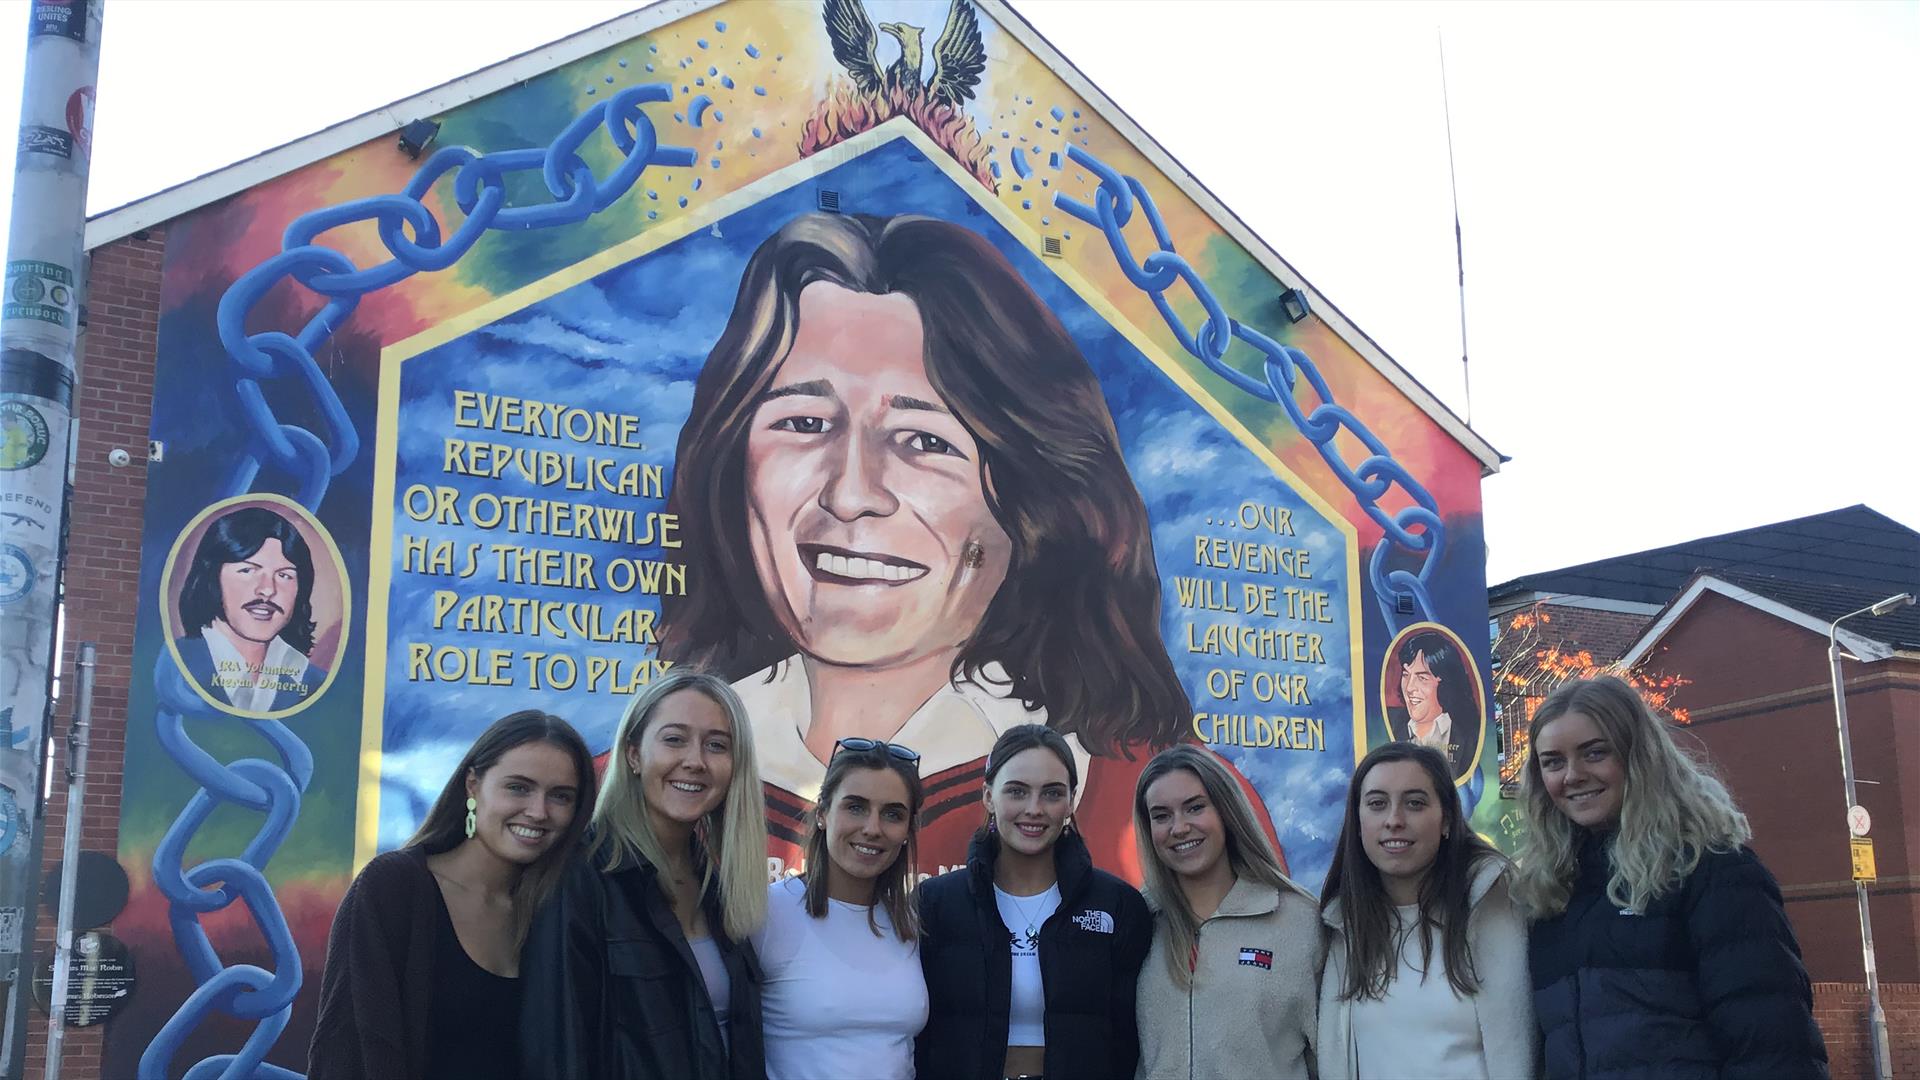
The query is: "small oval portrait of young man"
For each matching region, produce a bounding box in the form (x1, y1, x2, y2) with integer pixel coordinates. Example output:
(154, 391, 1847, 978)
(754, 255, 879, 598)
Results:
(162, 496, 349, 719)
(1379, 623, 1485, 784)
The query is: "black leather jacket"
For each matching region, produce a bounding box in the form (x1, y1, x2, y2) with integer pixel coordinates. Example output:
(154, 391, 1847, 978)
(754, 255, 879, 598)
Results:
(518, 846, 765, 1080)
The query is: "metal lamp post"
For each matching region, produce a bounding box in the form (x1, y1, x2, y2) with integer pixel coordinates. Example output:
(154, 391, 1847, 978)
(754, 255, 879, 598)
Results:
(1827, 590, 1913, 1080)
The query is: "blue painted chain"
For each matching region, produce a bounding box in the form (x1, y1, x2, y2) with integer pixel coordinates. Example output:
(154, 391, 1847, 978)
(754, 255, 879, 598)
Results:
(140, 83, 693, 1080)
(1053, 145, 1445, 632)
(1054, 147, 1486, 813)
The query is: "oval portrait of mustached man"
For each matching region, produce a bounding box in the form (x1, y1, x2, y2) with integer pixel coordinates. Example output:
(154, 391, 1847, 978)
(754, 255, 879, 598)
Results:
(162, 495, 350, 719)
(1380, 622, 1485, 785)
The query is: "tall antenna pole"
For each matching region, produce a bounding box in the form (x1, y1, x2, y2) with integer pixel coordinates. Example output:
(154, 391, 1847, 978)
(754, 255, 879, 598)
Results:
(1438, 28, 1471, 425)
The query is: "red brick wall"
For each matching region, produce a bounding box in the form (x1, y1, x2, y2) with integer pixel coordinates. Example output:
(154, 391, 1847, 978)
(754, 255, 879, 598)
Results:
(1496, 602, 1653, 667)
(1658, 596, 1920, 984)
(22, 228, 162, 1080)
(1815, 982, 1920, 1079)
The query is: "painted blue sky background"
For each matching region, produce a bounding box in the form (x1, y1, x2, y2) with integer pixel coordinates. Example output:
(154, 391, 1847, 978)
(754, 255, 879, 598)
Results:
(381, 136, 1357, 883)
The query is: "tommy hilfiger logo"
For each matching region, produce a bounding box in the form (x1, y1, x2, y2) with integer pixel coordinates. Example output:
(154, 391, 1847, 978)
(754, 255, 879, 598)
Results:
(1071, 909, 1115, 934)
(1238, 947, 1273, 970)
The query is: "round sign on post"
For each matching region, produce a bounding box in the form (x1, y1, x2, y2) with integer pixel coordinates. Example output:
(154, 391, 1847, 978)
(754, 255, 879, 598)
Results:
(1847, 805, 1872, 838)
(39, 850, 131, 929)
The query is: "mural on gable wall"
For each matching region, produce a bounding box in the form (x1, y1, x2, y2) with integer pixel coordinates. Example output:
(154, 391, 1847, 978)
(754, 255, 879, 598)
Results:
(106, 1, 1496, 1074)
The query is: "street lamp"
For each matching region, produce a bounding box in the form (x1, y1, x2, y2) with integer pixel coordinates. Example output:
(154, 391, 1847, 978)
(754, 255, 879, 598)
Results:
(1828, 590, 1913, 1080)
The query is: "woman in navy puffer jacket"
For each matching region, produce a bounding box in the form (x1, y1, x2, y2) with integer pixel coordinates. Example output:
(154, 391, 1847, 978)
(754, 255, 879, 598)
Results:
(1513, 676, 1828, 1079)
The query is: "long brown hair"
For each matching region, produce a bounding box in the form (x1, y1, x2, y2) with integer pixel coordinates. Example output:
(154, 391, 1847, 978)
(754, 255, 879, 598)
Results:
(801, 744, 924, 941)
(406, 710, 596, 944)
(1132, 745, 1303, 988)
(1321, 742, 1503, 999)
(657, 212, 1187, 754)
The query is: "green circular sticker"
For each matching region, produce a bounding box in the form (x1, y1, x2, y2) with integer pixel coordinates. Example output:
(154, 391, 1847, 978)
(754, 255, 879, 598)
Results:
(0, 401, 50, 471)
(9, 275, 45, 305)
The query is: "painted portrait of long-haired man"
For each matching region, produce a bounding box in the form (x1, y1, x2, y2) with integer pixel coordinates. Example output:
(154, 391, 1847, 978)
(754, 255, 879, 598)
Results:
(173, 505, 330, 714)
(1385, 627, 1481, 781)
(658, 212, 1279, 877)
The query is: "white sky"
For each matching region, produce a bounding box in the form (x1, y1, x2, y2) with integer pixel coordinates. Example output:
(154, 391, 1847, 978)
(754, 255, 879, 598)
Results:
(3, 0, 1915, 585)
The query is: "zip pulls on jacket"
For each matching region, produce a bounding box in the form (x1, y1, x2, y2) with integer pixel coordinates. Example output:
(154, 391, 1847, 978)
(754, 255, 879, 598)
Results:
(1188, 929, 1197, 1080)
(1183, 894, 1261, 1079)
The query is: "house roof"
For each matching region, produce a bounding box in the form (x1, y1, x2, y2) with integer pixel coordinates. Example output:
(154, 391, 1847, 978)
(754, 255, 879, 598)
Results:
(1490, 505, 1920, 608)
(78, 0, 1503, 474)
(1620, 569, 1920, 668)
(1712, 570, 1920, 652)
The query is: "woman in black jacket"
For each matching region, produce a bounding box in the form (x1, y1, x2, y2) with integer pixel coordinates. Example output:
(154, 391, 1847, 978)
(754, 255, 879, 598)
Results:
(916, 724, 1152, 1080)
(518, 671, 770, 1080)
(310, 711, 593, 1079)
(1513, 675, 1828, 1079)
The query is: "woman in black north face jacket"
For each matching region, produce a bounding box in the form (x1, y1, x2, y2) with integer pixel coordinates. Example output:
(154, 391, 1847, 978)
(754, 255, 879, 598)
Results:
(1513, 676, 1827, 1079)
(916, 725, 1152, 1080)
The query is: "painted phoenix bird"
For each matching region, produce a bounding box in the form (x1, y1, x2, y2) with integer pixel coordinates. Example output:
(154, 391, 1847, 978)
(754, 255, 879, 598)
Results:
(823, 0, 987, 108)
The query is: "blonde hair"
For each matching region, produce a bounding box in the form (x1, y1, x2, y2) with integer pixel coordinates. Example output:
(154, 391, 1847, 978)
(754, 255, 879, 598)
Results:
(1132, 746, 1309, 988)
(1511, 675, 1748, 918)
(589, 670, 768, 940)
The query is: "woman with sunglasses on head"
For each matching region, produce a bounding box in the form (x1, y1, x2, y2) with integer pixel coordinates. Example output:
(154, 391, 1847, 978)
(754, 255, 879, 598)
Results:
(1131, 745, 1319, 1079)
(1517, 675, 1827, 1079)
(1317, 742, 1535, 1080)
(916, 723, 1151, 1080)
(755, 737, 928, 1080)
(519, 671, 770, 1080)
(310, 711, 594, 1080)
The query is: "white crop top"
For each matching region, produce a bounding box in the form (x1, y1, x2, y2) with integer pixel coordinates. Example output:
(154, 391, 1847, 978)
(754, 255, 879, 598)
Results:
(994, 883, 1061, 1047)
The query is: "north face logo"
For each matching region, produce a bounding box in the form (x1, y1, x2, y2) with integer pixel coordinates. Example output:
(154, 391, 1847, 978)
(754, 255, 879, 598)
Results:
(1071, 909, 1114, 934)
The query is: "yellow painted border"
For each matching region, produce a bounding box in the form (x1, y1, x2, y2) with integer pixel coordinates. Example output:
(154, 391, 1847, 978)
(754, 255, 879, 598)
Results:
(356, 117, 1366, 869)
(159, 493, 353, 721)
(1377, 620, 1490, 788)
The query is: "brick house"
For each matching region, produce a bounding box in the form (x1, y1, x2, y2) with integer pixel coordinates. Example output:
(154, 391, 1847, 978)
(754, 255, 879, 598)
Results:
(1488, 505, 1920, 1077)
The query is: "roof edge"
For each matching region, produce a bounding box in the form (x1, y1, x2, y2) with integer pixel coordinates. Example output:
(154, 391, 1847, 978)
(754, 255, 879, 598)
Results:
(1620, 573, 1895, 670)
(1489, 503, 1901, 593)
(83, 0, 725, 249)
(979, 0, 1502, 473)
(82, 0, 1504, 472)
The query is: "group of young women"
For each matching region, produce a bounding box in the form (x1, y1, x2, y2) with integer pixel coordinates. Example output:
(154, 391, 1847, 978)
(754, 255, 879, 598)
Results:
(307, 671, 1830, 1079)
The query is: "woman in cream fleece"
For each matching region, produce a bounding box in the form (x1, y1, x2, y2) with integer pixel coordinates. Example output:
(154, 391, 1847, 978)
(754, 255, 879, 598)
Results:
(1317, 743, 1536, 1079)
(1132, 746, 1321, 1080)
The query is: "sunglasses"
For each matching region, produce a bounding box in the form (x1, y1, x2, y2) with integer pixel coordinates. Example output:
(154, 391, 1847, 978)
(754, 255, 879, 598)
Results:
(832, 737, 922, 765)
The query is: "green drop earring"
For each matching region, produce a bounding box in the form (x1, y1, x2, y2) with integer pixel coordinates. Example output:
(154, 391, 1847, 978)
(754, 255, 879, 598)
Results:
(464, 797, 478, 839)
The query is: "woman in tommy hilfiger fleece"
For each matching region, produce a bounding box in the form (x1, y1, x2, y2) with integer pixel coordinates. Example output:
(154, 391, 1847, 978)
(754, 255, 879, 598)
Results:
(1132, 746, 1321, 1080)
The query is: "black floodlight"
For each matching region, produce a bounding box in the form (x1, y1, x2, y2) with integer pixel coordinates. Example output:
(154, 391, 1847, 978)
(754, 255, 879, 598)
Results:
(1278, 286, 1312, 324)
(397, 119, 441, 160)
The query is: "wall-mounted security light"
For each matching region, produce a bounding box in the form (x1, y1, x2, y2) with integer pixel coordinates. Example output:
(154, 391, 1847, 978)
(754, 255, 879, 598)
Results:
(397, 119, 441, 160)
(1278, 286, 1312, 325)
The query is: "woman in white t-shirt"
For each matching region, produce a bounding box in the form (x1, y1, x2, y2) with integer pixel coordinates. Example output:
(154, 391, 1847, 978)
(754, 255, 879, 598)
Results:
(755, 737, 928, 1080)
(1316, 742, 1536, 1079)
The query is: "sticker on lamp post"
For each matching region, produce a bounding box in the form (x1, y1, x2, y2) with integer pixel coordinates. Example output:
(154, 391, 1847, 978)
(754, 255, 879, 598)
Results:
(1850, 837, 1876, 883)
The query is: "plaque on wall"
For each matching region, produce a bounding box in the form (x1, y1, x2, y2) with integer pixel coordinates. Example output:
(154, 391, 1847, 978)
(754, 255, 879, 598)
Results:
(31, 931, 134, 1027)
